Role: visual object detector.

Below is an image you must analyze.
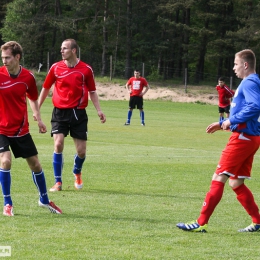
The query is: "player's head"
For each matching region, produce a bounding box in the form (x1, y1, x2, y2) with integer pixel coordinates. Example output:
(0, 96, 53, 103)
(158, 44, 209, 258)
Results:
(134, 69, 140, 78)
(60, 39, 79, 61)
(1, 41, 23, 60)
(62, 39, 79, 55)
(233, 49, 256, 79)
(218, 77, 225, 87)
(235, 49, 256, 70)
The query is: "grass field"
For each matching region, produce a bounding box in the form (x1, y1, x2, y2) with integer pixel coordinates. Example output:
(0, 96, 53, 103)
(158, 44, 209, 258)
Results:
(2, 98, 260, 259)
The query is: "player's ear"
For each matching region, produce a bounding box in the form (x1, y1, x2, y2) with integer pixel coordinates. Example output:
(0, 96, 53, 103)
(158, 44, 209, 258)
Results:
(15, 54, 21, 61)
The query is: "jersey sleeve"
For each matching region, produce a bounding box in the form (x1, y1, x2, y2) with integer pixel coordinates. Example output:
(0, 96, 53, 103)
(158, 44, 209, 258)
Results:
(127, 78, 132, 86)
(85, 65, 96, 92)
(26, 72, 38, 101)
(43, 64, 56, 89)
(143, 78, 148, 86)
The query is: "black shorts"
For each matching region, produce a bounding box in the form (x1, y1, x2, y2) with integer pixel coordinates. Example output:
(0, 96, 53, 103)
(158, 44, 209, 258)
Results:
(0, 134, 38, 158)
(218, 105, 230, 113)
(129, 96, 143, 110)
(51, 107, 88, 140)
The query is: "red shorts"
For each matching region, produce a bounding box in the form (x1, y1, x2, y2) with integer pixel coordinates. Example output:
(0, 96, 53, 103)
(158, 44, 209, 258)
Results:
(215, 132, 260, 179)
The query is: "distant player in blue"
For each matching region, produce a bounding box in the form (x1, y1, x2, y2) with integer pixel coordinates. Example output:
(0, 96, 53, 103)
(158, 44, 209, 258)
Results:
(176, 49, 260, 232)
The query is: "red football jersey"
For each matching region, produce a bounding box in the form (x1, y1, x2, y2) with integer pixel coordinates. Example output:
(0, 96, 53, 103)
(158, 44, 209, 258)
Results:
(43, 60, 96, 109)
(127, 77, 148, 96)
(216, 85, 235, 107)
(0, 66, 38, 137)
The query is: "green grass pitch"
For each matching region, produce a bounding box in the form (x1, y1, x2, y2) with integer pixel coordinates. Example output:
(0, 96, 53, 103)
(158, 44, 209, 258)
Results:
(2, 98, 260, 259)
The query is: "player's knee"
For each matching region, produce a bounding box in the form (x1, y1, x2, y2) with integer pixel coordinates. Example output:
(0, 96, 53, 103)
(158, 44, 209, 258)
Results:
(1, 158, 11, 169)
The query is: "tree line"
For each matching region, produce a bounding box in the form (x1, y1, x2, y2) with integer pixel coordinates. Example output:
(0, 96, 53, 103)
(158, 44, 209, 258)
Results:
(0, 0, 260, 84)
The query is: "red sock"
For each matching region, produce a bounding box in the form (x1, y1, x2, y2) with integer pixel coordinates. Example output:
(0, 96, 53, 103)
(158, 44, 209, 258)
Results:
(233, 183, 260, 224)
(197, 180, 224, 225)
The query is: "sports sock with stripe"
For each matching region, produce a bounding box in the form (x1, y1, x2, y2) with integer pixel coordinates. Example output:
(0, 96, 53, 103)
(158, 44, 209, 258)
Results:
(140, 111, 145, 124)
(73, 154, 86, 174)
(32, 170, 49, 204)
(0, 169, 12, 206)
(53, 152, 63, 183)
(127, 110, 132, 124)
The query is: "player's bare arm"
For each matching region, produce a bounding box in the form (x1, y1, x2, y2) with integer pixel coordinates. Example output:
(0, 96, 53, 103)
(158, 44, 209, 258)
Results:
(140, 85, 150, 96)
(38, 88, 50, 108)
(206, 122, 222, 134)
(28, 99, 47, 133)
(89, 91, 106, 123)
(126, 84, 132, 94)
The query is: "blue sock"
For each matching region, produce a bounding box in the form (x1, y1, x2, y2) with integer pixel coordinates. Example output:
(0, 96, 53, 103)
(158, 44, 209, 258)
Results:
(140, 111, 145, 124)
(53, 152, 63, 183)
(32, 170, 49, 204)
(219, 116, 224, 121)
(0, 169, 12, 206)
(127, 110, 132, 124)
(73, 154, 86, 174)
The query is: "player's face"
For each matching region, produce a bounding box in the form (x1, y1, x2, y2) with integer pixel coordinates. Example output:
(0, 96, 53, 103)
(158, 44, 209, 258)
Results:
(134, 71, 140, 78)
(233, 56, 246, 79)
(60, 41, 74, 60)
(1, 49, 20, 74)
(218, 81, 225, 87)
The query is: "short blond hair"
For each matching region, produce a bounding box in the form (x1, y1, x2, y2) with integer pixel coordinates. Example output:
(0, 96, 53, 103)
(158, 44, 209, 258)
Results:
(235, 49, 256, 70)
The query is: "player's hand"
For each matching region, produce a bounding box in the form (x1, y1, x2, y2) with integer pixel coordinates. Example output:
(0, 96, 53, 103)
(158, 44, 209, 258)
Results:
(221, 119, 231, 131)
(98, 112, 106, 123)
(206, 122, 221, 134)
(38, 121, 47, 133)
(33, 113, 37, 121)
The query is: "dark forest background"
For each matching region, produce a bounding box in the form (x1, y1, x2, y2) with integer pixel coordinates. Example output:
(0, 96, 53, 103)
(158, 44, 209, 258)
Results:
(0, 0, 260, 85)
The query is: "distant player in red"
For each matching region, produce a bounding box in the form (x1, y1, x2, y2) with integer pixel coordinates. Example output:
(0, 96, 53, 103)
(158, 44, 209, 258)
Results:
(216, 77, 235, 120)
(0, 41, 62, 216)
(124, 70, 150, 126)
(38, 38, 106, 192)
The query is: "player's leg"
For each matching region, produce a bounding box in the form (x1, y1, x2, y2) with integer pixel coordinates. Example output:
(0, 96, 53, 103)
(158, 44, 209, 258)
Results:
(233, 181, 260, 232)
(20, 134, 62, 214)
(51, 133, 65, 191)
(0, 135, 13, 216)
(176, 173, 228, 232)
(70, 109, 88, 190)
(137, 97, 145, 125)
(50, 108, 69, 191)
(72, 138, 86, 190)
(224, 105, 230, 118)
(219, 107, 224, 121)
(0, 150, 13, 216)
(176, 134, 239, 232)
(27, 156, 62, 214)
(229, 136, 260, 231)
(125, 97, 134, 125)
(27, 155, 50, 204)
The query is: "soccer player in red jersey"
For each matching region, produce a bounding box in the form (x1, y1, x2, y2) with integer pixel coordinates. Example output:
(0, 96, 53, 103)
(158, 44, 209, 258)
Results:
(124, 70, 150, 126)
(216, 77, 235, 120)
(0, 41, 62, 216)
(38, 39, 106, 192)
(176, 49, 260, 232)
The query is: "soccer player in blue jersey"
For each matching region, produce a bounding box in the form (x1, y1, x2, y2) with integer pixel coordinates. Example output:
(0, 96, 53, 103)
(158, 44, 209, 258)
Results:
(176, 49, 260, 232)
